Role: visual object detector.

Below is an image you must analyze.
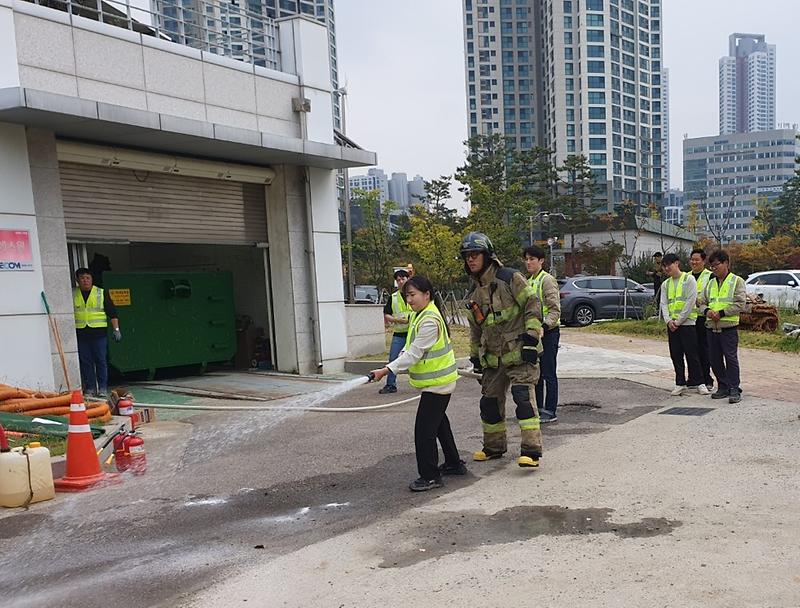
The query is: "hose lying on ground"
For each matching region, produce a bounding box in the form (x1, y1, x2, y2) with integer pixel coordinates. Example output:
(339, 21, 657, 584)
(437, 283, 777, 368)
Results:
(132, 395, 420, 413)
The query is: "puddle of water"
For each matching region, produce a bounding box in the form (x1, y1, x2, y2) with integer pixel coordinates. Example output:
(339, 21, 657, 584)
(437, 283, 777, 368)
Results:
(380, 505, 681, 568)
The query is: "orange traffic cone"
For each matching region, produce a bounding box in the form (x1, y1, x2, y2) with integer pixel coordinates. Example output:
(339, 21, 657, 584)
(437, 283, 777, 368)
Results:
(54, 389, 119, 492)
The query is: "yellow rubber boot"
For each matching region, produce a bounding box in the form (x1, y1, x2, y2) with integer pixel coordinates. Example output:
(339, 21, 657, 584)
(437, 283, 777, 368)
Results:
(517, 456, 540, 468)
(473, 450, 503, 461)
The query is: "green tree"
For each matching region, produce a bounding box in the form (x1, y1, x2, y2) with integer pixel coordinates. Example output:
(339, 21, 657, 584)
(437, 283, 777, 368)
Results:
(557, 154, 600, 274)
(350, 189, 399, 291)
(413, 175, 464, 231)
(404, 209, 463, 288)
(756, 171, 800, 245)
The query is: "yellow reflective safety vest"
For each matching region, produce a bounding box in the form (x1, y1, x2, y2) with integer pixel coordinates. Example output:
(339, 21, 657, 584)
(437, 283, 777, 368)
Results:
(707, 273, 742, 324)
(390, 290, 413, 334)
(528, 270, 559, 327)
(73, 286, 107, 329)
(405, 301, 458, 389)
(667, 272, 694, 320)
(695, 268, 712, 294)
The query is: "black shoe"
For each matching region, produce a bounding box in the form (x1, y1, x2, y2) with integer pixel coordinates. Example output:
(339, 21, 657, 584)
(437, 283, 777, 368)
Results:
(409, 477, 444, 492)
(728, 389, 742, 404)
(439, 459, 468, 476)
(711, 389, 729, 400)
(540, 410, 557, 423)
(378, 385, 397, 394)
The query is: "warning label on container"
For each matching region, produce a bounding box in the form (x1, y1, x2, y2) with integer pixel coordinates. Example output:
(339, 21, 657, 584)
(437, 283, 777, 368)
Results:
(108, 288, 131, 306)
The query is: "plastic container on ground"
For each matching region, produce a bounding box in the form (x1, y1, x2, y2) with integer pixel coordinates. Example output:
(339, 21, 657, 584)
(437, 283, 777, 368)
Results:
(0, 444, 56, 508)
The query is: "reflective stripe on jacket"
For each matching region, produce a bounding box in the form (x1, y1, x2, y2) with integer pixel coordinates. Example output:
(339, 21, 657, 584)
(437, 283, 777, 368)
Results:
(528, 270, 560, 327)
(73, 286, 107, 329)
(667, 272, 695, 320)
(707, 273, 742, 324)
(405, 301, 458, 389)
(391, 290, 412, 333)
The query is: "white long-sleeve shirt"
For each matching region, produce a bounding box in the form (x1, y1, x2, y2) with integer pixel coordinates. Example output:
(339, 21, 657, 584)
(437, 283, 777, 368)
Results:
(659, 273, 697, 326)
(386, 317, 456, 395)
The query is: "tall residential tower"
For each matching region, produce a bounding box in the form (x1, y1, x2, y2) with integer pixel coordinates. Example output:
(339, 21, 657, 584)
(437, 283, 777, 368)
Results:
(719, 33, 776, 135)
(462, 0, 668, 208)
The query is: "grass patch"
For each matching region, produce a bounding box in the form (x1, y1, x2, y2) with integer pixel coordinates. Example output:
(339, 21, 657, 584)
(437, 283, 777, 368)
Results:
(5, 434, 67, 457)
(358, 325, 473, 360)
(584, 311, 800, 354)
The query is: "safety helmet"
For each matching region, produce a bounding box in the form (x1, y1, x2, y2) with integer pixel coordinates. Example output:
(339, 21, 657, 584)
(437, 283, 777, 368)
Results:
(460, 232, 496, 260)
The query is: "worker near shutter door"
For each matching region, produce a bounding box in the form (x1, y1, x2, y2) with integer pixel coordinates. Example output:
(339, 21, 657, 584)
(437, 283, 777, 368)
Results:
(524, 245, 561, 423)
(696, 249, 747, 404)
(379, 269, 412, 394)
(462, 232, 544, 468)
(369, 275, 464, 492)
(659, 253, 708, 396)
(689, 248, 714, 391)
(73, 267, 121, 398)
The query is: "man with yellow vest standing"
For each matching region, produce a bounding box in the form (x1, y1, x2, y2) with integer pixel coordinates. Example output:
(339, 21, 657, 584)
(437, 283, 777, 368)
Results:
(73, 267, 121, 398)
(379, 268, 412, 394)
(524, 245, 561, 423)
(697, 249, 747, 404)
(689, 248, 714, 391)
(659, 254, 708, 396)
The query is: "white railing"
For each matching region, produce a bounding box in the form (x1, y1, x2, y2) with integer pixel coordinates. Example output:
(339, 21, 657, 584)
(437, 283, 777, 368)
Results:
(23, 0, 281, 71)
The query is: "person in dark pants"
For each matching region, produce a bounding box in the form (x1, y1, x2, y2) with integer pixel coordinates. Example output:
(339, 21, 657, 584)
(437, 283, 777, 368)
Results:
(689, 248, 714, 390)
(524, 245, 561, 422)
(379, 269, 411, 394)
(659, 254, 708, 396)
(370, 275, 464, 492)
(696, 249, 747, 404)
(648, 251, 665, 303)
(73, 267, 121, 398)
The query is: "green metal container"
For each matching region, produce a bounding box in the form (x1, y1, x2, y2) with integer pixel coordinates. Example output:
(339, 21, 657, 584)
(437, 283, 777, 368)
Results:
(103, 271, 236, 378)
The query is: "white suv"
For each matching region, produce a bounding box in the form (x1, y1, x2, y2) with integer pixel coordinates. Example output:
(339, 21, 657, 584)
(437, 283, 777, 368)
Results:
(745, 270, 800, 310)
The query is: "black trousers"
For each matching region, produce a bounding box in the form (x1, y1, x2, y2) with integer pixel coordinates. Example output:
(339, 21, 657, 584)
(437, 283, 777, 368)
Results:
(694, 320, 713, 387)
(667, 325, 703, 387)
(708, 327, 740, 392)
(415, 392, 460, 481)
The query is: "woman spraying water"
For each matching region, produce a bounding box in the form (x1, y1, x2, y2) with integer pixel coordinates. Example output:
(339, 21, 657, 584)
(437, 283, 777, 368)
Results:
(369, 276, 466, 492)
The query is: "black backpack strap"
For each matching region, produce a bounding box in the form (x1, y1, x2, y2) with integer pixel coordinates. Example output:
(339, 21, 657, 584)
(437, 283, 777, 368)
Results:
(494, 266, 518, 285)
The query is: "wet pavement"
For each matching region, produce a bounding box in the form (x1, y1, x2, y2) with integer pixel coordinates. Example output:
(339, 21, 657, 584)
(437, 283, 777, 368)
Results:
(0, 377, 670, 608)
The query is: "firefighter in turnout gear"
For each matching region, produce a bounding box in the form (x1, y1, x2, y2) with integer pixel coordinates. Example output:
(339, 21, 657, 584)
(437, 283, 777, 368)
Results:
(462, 232, 544, 468)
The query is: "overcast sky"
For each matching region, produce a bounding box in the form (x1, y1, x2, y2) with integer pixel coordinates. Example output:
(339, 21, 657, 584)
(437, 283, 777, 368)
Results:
(336, 0, 799, 202)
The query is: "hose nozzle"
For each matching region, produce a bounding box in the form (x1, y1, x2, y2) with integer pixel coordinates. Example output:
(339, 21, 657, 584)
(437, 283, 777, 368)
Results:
(366, 372, 376, 382)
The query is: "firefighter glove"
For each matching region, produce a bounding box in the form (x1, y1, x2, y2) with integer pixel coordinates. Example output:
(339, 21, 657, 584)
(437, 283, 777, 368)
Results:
(469, 356, 483, 374)
(520, 333, 538, 365)
(112, 329, 122, 342)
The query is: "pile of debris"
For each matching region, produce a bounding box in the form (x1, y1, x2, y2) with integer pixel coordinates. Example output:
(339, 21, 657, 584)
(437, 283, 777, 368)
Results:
(738, 294, 779, 332)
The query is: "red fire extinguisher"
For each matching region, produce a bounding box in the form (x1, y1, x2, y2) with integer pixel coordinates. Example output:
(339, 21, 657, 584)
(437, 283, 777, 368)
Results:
(125, 432, 147, 476)
(117, 398, 135, 430)
(113, 431, 129, 472)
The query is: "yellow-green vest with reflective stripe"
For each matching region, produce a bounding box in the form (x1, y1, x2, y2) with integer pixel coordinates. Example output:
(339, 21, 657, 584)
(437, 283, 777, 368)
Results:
(528, 270, 559, 327)
(707, 273, 742, 324)
(73, 286, 107, 329)
(695, 268, 712, 294)
(391, 290, 412, 333)
(667, 272, 695, 320)
(405, 301, 458, 389)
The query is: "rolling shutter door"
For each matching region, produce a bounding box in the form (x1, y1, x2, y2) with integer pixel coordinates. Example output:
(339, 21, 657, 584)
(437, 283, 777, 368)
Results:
(60, 162, 267, 245)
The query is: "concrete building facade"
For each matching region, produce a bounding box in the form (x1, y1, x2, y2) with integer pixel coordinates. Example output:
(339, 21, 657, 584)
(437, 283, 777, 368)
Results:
(719, 33, 776, 135)
(462, 0, 668, 209)
(0, 0, 374, 389)
(683, 128, 798, 242)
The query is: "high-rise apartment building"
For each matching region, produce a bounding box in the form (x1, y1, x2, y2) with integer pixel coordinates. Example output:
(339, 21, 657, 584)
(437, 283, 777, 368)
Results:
(683, 128, 798, 242)
(152, 0, 341, 128)
(462, 0, 668, 208)
(719, 33, 776, 135)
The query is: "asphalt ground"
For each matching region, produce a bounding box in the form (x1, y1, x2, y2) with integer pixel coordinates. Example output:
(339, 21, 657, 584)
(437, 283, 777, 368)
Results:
(0, 376, 670, 608)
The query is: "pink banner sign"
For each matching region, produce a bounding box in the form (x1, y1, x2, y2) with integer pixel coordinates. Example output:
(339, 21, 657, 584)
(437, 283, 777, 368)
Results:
(0, 229, 34, 271)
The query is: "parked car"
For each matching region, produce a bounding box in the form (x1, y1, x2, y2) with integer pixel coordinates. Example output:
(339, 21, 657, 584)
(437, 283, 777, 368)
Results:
(354, 285, 379, 304)
(559, 275, 655, 326)
(744, 270, 800, 310)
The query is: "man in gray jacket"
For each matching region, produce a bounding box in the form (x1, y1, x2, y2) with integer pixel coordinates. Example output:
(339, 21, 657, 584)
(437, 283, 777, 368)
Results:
(659, 253, 708, 396)
(696, 249, 748, 403)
